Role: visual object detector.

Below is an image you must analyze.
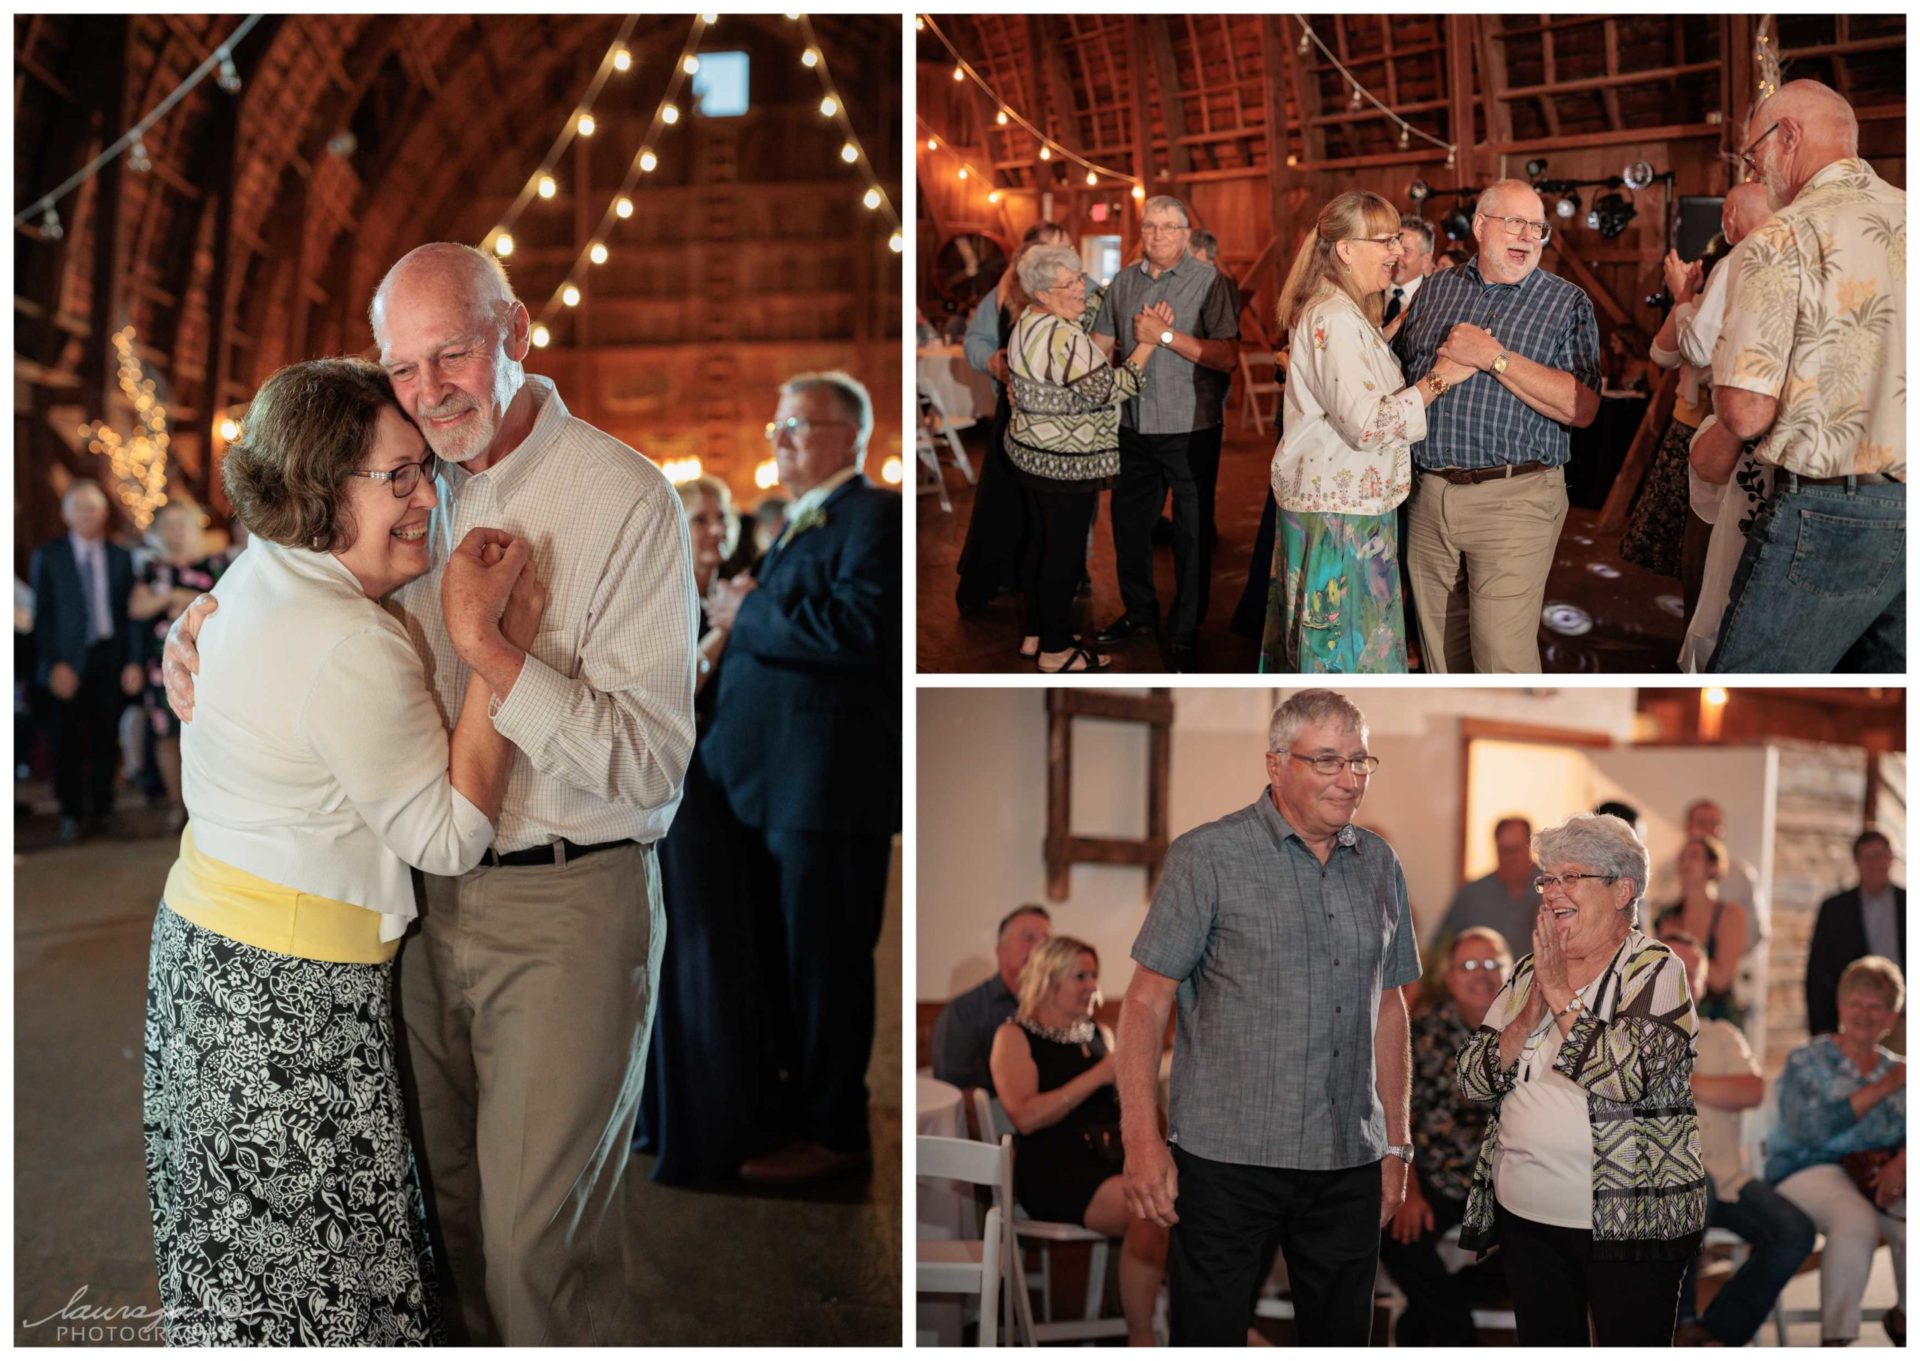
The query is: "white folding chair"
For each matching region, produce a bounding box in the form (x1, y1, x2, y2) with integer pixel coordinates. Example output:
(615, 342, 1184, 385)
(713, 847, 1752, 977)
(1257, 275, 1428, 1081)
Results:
(969, 1088, 1130, 1345)
(917, 1134, 1010, 1346)
(1237, 350, 1283, 436)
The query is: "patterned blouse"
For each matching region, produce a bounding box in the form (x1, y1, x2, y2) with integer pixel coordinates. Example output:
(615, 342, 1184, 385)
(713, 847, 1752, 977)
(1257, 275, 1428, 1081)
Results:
(1456, 930, 1706, 1260)
(1271, 290, 1420, 516)
(1408, 998, 1490, 1203)
(1764, 1035, 1906, 1185)
(1006, 307, 1146, 491)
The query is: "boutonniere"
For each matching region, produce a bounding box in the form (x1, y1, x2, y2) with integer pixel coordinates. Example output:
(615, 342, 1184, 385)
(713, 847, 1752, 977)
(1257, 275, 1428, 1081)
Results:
(786, 504, 829, 540)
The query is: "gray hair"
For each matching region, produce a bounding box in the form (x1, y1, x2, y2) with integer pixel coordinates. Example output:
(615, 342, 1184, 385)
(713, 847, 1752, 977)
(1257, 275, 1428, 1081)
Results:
(1268, 689, 1368, 753)
(1189, 228, 1219, 261)
(781, 370, 873, 451)
(1016, 244, 1083, 299)
(1141, 194, 1190, 227)
(1534, 813, 1650, 923)
(1398, 215, 1435, 254)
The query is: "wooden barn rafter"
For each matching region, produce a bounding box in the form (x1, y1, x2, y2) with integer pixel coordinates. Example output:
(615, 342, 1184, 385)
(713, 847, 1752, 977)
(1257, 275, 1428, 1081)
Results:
(16, 13, 903, 558)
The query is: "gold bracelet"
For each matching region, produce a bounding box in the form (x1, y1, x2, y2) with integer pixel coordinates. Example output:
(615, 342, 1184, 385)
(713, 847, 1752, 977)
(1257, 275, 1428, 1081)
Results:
(1427, 373, 1450, 398)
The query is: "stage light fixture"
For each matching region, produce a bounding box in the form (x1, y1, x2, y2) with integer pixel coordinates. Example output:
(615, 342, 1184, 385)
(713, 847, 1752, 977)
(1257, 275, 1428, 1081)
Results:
(1555, 192, 1580, 220)
(1406, 179, 1431, 203)
(1585, 191, 1636, 239)
(1622, 160, 1656, 191)
(1525, 157, 1548, 179)
(1441, 208, 1473, 241)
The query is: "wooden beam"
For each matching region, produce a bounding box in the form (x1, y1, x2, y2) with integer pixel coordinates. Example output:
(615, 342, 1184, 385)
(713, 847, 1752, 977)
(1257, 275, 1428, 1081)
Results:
(1258, 16, 1295, 289)
(1485, 122, 1721, 156)
(1045, 696, 1073, 901)
(1053, 690, 1176, 724)
(1143, 17, 1193, 179)
(1596, 364, 1678, 533)
(1501, 63, 1720, 102)
(1543, 230, 1630, 328)
(1286, 16, 1326, 163)
(1599, 20, 1623, 131)
(1539, 25, 1563, 138)
(1446, 17, 1482, 182)
(83, 24, 131, 423)
(1474, 15, 1514, 146)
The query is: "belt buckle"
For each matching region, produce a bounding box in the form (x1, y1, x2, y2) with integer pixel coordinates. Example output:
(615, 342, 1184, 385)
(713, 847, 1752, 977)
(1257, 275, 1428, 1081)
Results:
(554, 840, 569, 870)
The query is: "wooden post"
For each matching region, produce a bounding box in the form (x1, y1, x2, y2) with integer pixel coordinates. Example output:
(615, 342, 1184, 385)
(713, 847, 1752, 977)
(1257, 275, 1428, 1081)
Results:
(1045, 693, 1073, 901)
(1445, 17, 1480, 183)
(1143, 18, 1193, 180)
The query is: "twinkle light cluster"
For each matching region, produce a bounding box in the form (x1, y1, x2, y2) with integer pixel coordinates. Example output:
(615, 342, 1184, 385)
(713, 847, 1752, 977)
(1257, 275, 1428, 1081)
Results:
(80, 327, 171, 529)
(492, 14, 904, 344)
(919, 14, 1146, 200)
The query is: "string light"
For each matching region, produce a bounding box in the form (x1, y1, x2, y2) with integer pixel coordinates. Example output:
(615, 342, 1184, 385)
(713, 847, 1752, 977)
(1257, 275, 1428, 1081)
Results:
(1293, 17, 1456, 163)
(662, 456, 704, 484)
(888, 231, 903, 252)
(957, 167, 969, 180)
(801, 48, 819, 68)
(613, 48, 631, 72)
(797, 12, 902, 239)
(537, 174, 558, 199)
(1349, 83, 1365, 110)
(561, 284, 581, 307)
(915, 14, 925, 30)
(215, 48, 242, 94)
(841, 142, 859, 163)
(640, 150, 659, 173)
(987, 190, 1002, 204)
(128, 134, 152, 173)
(1085, 170, 1098, 186)
(83, 327, 170, 529)
(926, 136, 939, 151)
(879, 455, 903, 485)
(39, 206, 61, 239)
(615, 196, 633, 218)
(661, 103, 680, 125)
(754, 459, 780, 489)
(1131, 184, 1146, 201)
(1038, 145, 1051, 160)
(863, 188, 882, 209)
(996, 109, 1009, 125)
(493, 232, 514, 257)
(531, 324, 551, 348)
(819, 96, 838, 117)
(701, 12, 717, 23)
(577, 113, 595, 137)
(682, 55, 701, 75)
(952, 65, 965, 81)
(217, 417, 241, 442)
(589, 242, 608, 264)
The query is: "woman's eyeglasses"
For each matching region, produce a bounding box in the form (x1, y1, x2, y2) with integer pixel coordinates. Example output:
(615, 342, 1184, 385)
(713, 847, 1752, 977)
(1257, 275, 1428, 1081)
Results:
(349, 452, 437, 499)
(1534, 872, 1618, 893)
(1452, 959, 1505, 974)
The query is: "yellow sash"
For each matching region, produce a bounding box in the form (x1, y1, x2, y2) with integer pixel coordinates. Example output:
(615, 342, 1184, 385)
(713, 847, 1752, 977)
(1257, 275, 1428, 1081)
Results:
(162, 825, 397, 964)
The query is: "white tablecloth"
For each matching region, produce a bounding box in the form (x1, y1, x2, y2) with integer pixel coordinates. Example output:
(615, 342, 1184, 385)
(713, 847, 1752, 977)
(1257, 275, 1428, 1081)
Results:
(917, 345, 997, 431)
(916, 1074, 972, 1346)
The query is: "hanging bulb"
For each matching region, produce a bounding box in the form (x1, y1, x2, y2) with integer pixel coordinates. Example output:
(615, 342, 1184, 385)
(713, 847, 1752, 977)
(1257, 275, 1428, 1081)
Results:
(578, 113, 596, 137)
(1350, 83, 1364, 110)
(841, 142, 859, 163)
(218, 417, 241, 442)
(1131, 183, 1146, 202)
(915, 15, 925, 30)
(863, 187, 882, 210)
(801, 48, 819, 68)
(531, 324, 551, 348)
(1038, 145, 1052, 161)
(129, 134, 152, 173)
(537, 174, 558, 199)
(615, 195, 634, 218)
(987, 190, 1003, 204)
(996, 109, 1009, 126)
(493, 232, 514, 257)
(589, 242, 609, 264)
(613, 48, 631, 72)
(39, 205, 62, 239)
(682, 55, 701, 76)
(1085, 170, 1098, 186)
(820, 96, 838, 117)
(216, 48, 242, 94)
(957, 167, 969, 181)
(1445, 145, 1457, 169)
(561, 284, 581, 307)
(889, 231, 904, 253)
(661, 103, 679, 125)
(1398, 126, 1410, 150)
(640, 150, 658, 172)
(1298, 29, 1311, 55)
(952, 65, 965, 81)
(702, 13, 717, 24)
(926, 136, 939, 151)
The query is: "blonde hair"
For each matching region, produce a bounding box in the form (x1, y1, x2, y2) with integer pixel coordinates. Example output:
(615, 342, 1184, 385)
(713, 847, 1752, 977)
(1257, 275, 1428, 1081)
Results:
(676, 474, 741, 561)
(1015, 935, 1101, 1021)
(1838, 955, 1905, 1013)
(1276, 190, 1403, 336)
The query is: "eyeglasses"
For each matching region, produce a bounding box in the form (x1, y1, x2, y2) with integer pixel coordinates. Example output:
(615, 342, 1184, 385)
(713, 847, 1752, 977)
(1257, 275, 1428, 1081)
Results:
(1140, 222, 1189, 237)
(1740, 121, 1782, 176)
(1476, 212, 1552, 243)
(1045, 275, 1087, 294)
(764, 416, 855, 444)
(1452, 958, 1506, 974)
(1534, 872, 1618, 893)
(348, 452, 437, 499)
(1284, 750, 1382, 777)
(1349, 234, 1406, 252)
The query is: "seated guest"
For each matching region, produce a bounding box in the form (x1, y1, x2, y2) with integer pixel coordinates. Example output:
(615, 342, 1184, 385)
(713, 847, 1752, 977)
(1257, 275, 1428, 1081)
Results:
(1652, 835, 1749, 1025)
(990, 936, 1165, 1347)
(930, 904, 1052, 1093)
(1807, 830, 1906, 1037)
(1007, 243, 1158, 672)
(1260, 190, 1477, 673)
(1655, 926, 1816, 1348)
(1650, 797, 1767, 968)
(1379, 927, 1511, 1345)
(1432, 249, 1469, 273)
(1767, 956, 1907, 1347)
(1433, 815, 1539, 952)
(1456, 813, 1704, 1345)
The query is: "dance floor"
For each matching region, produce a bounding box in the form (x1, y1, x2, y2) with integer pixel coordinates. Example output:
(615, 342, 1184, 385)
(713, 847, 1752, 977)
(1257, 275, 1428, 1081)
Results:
(916, 422, 1689, 674)
(12, 797, 901, 1346)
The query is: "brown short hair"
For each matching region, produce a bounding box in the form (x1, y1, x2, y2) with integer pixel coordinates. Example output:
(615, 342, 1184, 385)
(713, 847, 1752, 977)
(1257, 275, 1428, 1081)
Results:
(222, 357, 401, 553)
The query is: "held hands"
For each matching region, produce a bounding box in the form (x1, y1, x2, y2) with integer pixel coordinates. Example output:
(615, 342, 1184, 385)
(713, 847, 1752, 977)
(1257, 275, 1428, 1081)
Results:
(1869, 1147, 1906, 1209)
(47, 662, 79, 701)
(706, 573, 757, 633)
(441, 527, 531, 663)
(1387, 1173, 1433, 1244)
(498, 548, 547, 652)
(1662, 250, 1704, 306)
(161, 593, 219, 721)
(1131, 301, 1176, 346)
(120, 663, 145, 697)
(1120, 1135, 1180, 1228)
(1428, 355, 1479, 389)
(1436, 322, 1502, 373)
(988, 349, 1011, 385)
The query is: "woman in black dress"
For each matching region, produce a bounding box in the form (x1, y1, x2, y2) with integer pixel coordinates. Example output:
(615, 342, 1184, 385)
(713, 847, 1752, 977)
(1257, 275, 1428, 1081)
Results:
(989, 936, 1166, 1345)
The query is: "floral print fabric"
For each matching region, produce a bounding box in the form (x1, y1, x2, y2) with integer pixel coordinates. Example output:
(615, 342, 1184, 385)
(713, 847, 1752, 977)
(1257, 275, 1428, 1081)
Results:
(143, 905, 441, 1345)
(1259, 508, 1408, 673)
(1271, 291, 1419, 515)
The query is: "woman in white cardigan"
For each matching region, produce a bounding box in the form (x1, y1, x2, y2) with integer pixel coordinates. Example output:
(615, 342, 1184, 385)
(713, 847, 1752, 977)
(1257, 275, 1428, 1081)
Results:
(143, 358, 544, 1344)
(1260, 191, 1478, 672)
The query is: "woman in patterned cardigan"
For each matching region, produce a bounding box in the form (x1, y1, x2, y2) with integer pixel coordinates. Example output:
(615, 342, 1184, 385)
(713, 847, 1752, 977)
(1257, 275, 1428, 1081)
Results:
(1005, 244, 1158, 673)
(1455, 812, 1705, 1345)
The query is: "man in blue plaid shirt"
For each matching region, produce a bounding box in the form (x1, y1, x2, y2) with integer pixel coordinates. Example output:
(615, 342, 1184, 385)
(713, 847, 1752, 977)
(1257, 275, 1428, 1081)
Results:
(1393, 180, 1602, 672)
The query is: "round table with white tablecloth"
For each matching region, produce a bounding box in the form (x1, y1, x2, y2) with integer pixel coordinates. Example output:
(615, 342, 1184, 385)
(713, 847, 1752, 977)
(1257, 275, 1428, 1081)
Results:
(916, 1073, 973, 1346)
(916, 344, 997, 431)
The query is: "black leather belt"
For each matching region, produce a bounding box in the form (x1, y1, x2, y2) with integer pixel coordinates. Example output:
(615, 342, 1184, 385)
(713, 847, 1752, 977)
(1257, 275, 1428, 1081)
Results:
(1425, 460, 1548, 486)
(483, 837, 632, 869)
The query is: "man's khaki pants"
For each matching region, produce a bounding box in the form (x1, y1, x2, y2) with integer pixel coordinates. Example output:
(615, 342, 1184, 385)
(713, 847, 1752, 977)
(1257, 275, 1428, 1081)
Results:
(398, 842, 664, 1345)
(1406, 466, 1568, 673)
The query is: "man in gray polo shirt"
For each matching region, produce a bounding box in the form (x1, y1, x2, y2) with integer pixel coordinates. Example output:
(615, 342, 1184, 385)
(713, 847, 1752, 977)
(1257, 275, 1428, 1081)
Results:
(1117, 689, 1417, 1345)
(1092, 195, 1240, 672)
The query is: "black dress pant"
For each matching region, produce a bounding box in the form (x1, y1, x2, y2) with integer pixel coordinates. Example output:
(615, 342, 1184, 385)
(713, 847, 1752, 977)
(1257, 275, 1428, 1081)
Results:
(1019, 485, 1098, 653)
(1111, 428, 1208, 643)
(49, 640, 129, 821)
(1376, 1182, 1498, 1345)
(954, 398, 1026, 609)
(1187, 423, 1224, 555)
(1168, 1145, 1381, 1346)
(1493, 1201, 1688, 1346)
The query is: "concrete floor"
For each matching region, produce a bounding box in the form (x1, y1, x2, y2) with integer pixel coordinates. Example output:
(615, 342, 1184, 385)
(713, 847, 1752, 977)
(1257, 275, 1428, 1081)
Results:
(13, 810, 901, 1346)
(916, 421, 1689, 674)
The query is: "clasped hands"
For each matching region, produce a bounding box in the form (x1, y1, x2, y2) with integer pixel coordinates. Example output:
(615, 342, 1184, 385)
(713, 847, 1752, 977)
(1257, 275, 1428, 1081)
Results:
(441, 527, 546, 664)
(1434, 322, 1502, 382)
(1131, 300, 1177, 346)
(1662, 250, 1705, 306)
(705, 572, 757, 632)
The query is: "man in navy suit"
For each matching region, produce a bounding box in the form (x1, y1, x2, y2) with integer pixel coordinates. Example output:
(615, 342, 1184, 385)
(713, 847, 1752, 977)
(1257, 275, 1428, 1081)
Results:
(703, 371, 901, 1184)
(1805, 830, 1907, 1036)
(31, 481, 142, 841)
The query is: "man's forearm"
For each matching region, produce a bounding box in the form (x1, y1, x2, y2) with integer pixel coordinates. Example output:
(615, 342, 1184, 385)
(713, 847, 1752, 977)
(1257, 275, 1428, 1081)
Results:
(1689, 417, 1743, 485)
(1167, 332, 1238, 374)
(1375, 993, 1411, 1144)
(1497, 352, 1597, 427)
(1115, 995, 1169, 1136)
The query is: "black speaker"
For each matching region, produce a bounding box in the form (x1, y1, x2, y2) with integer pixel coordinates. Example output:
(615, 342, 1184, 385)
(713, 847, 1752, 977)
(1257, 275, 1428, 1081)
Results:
(1675, 196, 1724, 260)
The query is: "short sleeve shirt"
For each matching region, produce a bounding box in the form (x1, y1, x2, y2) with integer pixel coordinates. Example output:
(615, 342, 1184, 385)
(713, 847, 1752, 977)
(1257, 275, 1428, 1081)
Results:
(1712, 158, 1905, 479)
(1130, 788, 1421, 1169)
(1392, 258, 1602, 471)
(1093, 256, 1240, 434)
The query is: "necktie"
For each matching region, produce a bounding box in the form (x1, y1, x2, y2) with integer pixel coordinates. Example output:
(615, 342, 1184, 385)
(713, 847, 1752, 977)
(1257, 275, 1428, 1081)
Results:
(80, 543, 104, 644)
(1385, 287, 1404, 324)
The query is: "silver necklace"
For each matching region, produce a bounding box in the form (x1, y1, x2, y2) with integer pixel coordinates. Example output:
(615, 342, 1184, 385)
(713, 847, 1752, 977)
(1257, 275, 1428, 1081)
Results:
(1018, 1014, 1096, 1046)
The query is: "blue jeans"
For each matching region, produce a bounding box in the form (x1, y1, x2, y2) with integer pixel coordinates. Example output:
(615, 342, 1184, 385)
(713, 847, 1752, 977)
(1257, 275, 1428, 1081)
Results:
(1682, 1179, 1818, 1345)
(1708, 475, 1905, 673)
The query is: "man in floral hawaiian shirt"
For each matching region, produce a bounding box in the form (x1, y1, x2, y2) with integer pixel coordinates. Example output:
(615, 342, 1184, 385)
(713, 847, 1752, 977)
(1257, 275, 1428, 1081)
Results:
(1703, 80, 1906, 672)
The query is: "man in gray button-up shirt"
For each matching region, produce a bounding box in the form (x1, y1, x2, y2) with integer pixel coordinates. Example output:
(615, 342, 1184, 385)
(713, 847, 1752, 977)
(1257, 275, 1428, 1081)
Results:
(1117, 689, 1418, 1345)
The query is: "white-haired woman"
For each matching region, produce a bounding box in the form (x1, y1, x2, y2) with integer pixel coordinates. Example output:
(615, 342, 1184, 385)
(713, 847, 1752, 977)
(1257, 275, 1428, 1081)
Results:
(676, 474, 744, 698)
(1766, 955, 1906, 1346)
(1456, 813, 1704, 1345)
(991, 935, 1166, 1345)
(1260, 191, 1478, 674)
(1006, 244, 1158, 672)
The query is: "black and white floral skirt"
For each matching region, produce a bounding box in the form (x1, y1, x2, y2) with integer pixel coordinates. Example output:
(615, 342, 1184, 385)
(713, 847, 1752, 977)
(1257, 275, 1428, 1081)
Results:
(142, 904, 442, 1345)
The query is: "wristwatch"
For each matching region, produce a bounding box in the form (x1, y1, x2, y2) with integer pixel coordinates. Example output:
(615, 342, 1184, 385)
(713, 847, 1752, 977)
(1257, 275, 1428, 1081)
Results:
(1491, 350, 1512, 375)
(1386, 1143, 1415, 1165)
(1159, 329, 1175, 346)
(1559, 995, 1586, 1018)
